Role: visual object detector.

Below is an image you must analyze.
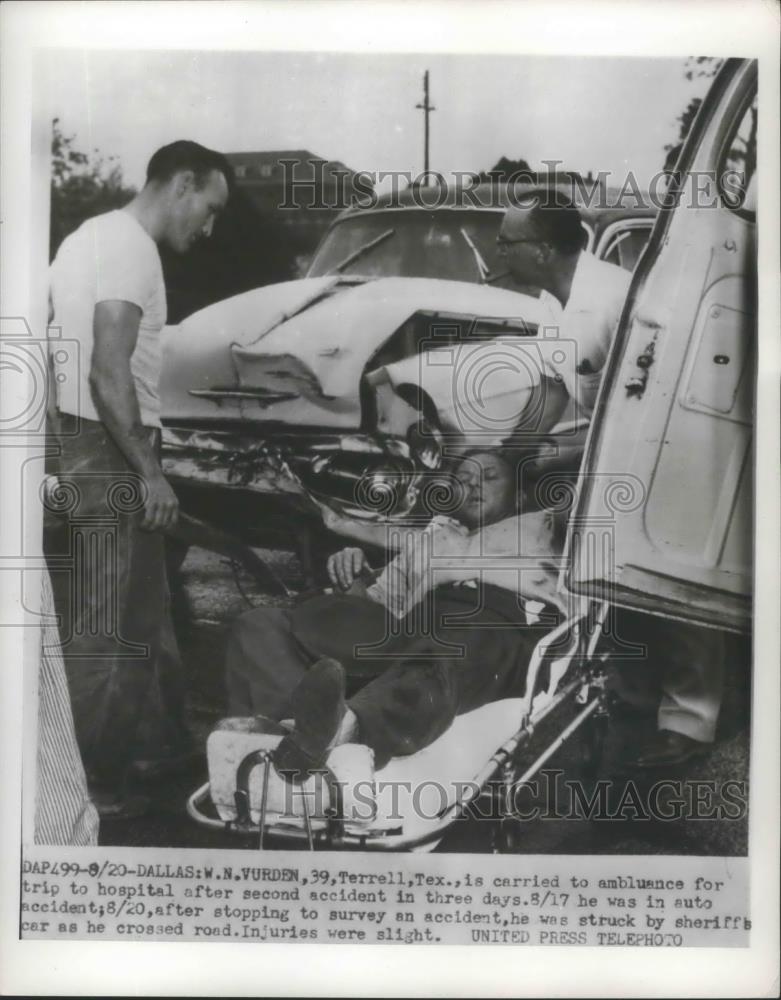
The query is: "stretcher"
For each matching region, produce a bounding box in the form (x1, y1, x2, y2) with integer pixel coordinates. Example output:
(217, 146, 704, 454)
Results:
(187, 601, 611, 852)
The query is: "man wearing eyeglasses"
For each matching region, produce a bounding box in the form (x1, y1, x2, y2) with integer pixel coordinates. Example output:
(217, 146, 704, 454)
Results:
(496, 190, 630, 421)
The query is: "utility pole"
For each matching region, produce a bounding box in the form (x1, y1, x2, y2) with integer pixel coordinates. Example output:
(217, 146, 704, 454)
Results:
(415, 70, 435, 183)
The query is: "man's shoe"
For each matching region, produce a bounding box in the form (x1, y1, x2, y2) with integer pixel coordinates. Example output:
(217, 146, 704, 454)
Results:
(633, 729, 711, 768)
(273, 658, 346, 784)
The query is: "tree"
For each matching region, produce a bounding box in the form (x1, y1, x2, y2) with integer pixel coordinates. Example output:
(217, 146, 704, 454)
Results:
(476, 156, 533, 183)
(50, 118, 136, 259)
(665, 58, 723, 161)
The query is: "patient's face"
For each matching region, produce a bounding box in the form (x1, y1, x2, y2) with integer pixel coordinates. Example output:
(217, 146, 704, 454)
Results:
(454, 452, 517, 529)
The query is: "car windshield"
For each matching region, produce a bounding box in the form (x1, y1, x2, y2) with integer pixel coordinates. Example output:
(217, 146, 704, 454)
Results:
(307, 209, 505, 283)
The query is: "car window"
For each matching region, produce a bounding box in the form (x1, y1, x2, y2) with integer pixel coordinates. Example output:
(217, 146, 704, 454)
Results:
(719, 91, 757, 218)
(307, 210, 505, 283)
(580, 221, 595, 253)
(599, 224, 652, 271)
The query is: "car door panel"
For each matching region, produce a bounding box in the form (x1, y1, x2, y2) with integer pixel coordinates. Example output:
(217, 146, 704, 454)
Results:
(565, 58, 756, 632)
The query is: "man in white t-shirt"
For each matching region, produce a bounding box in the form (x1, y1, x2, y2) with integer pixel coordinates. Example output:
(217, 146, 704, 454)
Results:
(494, 191, 724, 769)
(47, 141, 231, 817)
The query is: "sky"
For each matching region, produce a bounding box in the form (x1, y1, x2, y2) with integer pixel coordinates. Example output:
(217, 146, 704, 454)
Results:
(38, 49, 715, 191)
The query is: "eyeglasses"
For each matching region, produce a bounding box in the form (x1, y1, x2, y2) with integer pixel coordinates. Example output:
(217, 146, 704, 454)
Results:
(495, 236, 541, 248)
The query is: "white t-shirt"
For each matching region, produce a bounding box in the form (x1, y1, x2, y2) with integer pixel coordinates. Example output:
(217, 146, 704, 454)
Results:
(538, 251, 631, 418)
(49, 209, 167, 427)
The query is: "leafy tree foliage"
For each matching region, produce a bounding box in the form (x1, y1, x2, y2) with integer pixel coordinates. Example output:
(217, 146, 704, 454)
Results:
(50, 118, 136, 259)
(476, 156, 533, 182)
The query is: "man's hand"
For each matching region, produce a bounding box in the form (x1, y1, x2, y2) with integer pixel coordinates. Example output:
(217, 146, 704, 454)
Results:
(142, 471, 179, 532)
(327, 547, 370, 591)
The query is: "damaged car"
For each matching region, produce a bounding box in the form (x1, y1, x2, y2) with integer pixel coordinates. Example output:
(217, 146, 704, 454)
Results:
(159, 182, 656, 554)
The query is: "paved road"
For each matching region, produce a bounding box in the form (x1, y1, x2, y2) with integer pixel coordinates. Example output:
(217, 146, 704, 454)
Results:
(101, 547, 750, 856)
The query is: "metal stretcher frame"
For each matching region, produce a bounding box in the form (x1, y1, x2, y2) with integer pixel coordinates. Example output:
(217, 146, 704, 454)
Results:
(186, 601, 611, 851)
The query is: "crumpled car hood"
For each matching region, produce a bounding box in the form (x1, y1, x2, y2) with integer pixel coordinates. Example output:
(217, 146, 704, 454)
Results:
(161, 275, 544, 428)
(160, 277, 340, 421)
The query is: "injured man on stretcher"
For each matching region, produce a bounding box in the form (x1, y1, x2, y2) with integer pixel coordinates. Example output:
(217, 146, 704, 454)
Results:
(225, 448, 572, 784)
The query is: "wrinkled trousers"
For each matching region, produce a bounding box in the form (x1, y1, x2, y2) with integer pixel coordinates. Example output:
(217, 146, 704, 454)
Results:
(226, 584, 551, 769)
(44, 416, 185, 787)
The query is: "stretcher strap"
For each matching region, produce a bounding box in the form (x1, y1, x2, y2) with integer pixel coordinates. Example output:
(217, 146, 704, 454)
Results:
(233, 747, 346, 849)
(234, 749, 269, 829)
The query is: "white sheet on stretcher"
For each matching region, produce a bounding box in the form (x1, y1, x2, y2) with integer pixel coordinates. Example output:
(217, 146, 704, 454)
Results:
(207, 667, 568, 843)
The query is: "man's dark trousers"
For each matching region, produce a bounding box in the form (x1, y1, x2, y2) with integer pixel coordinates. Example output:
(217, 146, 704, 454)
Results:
(226, 583, 553, 770)
(44, 417, 186, 789)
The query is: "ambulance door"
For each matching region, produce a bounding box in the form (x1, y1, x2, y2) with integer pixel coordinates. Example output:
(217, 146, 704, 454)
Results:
(565, 58, 757, 632)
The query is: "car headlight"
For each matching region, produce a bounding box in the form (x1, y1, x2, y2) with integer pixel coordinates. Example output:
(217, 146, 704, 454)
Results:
(355, 460, 417, 517)
(300, 452, 417, 518)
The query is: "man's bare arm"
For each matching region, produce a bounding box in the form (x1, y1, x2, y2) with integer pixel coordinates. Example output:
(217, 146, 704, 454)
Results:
(89, 300, 178, 531)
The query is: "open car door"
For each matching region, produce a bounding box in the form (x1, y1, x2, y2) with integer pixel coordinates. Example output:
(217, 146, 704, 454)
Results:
(565, 59, 756, 633)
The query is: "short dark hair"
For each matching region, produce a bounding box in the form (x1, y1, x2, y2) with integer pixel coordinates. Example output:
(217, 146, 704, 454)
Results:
(453, 448, 521, 519)
(516, 187, 584, 255)
(145, 140, 234, 189)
